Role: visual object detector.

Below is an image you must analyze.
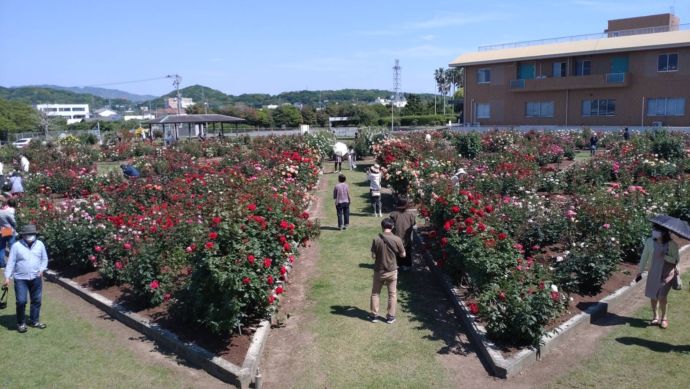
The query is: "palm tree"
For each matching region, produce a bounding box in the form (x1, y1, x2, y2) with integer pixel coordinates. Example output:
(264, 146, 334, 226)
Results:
(434, 68, 450, 115)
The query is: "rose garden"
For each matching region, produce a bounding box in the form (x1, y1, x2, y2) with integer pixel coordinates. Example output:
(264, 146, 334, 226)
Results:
(2, 127, 690, 387)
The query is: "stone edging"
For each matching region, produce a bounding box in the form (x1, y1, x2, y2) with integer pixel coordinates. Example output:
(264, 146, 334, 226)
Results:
(415, 232, 689, 378)
(46, 271, 268, 388)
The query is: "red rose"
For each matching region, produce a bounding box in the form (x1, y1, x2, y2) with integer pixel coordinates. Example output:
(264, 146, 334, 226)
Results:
(280, 220, 289, 229)
(485, 205, 494, 213)
(288, 255, 295, 263)
(163, 293, 172, 302)
(190, 243, 197, 250)
(150, 226, 158, 233)
(248, 203, 257, 211)
(89, 255, 96, 263)
(263, 257, 272, 268)
(283, 242, 291, 251)
(465, 226, 474, 234)
(268, 295, 275, 304)
(205, 241, 214, 249)
(451, 205, 460, 214)
(464, 217, 474, 226)
(477, 223, 486, 232)
(280, 266, 287, 275)
(498, 292, 506, 301)
(115, 261, 123, 270)
(498, 232, 507, 240)
(247, 255, 256, 265)
(538, 281, 545, 290)
(150, 280, 160, 290)
(212, 216, 222, 225)
(300, 211, 310, 219)
(550, 291, 560, 301)
(267, 275, 274, 285)
(242, 277, 251, 285)
(123, 242, 132, 250)
(208, 231, 218, 240)
(94, 245, 103, 253)
(275, 286, 284, 295)
(468, 302, 479, 315)
(440, 237, 448, 247)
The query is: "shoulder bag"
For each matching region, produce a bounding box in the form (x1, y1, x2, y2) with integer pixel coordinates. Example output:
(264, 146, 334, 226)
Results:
(0, 285, 8, 309)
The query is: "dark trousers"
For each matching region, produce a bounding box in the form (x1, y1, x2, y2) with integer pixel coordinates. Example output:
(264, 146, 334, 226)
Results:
(334, 161, 342, 172)
(397, 243, 413, 267)
(336, 202, 350, 228)
(14, 277, 43, 325)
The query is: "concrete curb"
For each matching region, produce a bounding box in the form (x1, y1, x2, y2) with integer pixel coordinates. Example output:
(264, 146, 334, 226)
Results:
(45, 270, 268, 388)
(416, 233, 689, 378)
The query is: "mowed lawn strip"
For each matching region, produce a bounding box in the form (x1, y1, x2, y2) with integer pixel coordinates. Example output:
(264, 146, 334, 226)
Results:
(549, 272, 690, 388)
(296, 168, 452, 388)
(0, 285, 202, 389)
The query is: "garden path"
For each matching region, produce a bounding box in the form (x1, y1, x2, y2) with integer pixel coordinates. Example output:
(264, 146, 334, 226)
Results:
(259, 158, 690, 389)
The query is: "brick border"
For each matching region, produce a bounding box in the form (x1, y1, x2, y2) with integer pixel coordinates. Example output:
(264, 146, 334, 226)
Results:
(45, 270, 267, 388)
(416, 233, 689, 378)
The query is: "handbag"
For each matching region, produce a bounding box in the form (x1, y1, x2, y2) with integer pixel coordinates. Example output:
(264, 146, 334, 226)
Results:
(0, 285, 8, 309)
(1, 226, 12, 238)
(672, 270, 683, 291)
(371, 190, 381, 197)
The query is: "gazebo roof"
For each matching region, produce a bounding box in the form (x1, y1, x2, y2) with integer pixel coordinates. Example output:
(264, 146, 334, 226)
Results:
(145, 114, 245, 124)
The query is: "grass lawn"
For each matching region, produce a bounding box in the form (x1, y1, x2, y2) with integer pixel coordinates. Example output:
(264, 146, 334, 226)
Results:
(549, 272, 690, 388)
(0, 284, 202, 388)
(573, 151, 592, 161)
(96, 161, 122, 176)
(295, 166, 455, 388)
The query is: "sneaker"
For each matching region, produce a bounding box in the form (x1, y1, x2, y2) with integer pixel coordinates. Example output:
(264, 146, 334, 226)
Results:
(17, 324, 27, 333)
(343, 226, 348, 230)
(385, 316, 396, 324)
(370, 315, 380, 323)
(29, 322, 46, 329)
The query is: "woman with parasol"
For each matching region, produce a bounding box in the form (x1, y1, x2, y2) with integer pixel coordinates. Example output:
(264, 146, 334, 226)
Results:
(636, 215, 690, 329)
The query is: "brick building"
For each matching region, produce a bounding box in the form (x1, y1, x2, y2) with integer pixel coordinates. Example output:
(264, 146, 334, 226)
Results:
(451, 14, 690, 127)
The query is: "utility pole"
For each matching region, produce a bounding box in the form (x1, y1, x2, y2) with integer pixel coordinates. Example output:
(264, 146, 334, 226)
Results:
(167, 74, 182, 115)
(392, 59, 401, 131)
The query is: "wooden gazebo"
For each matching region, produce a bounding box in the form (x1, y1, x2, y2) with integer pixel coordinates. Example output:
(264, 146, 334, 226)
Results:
(145, 114, 245, 139)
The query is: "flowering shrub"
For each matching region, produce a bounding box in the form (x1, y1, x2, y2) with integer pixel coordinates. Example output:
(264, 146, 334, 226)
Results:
(555, 231, 622, 295)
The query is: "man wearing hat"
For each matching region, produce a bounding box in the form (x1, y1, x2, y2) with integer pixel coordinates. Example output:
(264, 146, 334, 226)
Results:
(389, 197, 416, 271)
(3, 224, 49, 333)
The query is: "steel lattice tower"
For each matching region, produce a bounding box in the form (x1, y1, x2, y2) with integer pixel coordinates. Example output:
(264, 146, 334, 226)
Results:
(391, 59, 401, 131)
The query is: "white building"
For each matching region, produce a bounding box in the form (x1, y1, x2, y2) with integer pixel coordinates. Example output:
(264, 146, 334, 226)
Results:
(36, 104, 90, 124)
(166, 97, 194, 110)
(95, 108, 118, 118)
(373, 97, 408, 108)
(124, 114, 155, 121)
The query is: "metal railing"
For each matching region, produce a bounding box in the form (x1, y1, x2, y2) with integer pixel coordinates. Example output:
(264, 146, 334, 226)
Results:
(605, 72, 626, 84)
(478, 23, 690, 52)
(509, 79, 526, 89)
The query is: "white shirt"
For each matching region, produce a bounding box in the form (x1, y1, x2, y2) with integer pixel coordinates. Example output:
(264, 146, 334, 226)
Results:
(5, 239, 49, 280)
(20, 156, 29, 173)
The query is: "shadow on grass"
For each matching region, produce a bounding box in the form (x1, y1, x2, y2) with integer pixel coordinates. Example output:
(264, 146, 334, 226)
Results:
(591, 312, 648, 328)
(358, 263, 374, 269)
(330, 305, 371, 322)
(0, 313, 15, 330)
(396, 248, 472, 357)
(615, 336, 690, 353)
(320, 226, 341, 232)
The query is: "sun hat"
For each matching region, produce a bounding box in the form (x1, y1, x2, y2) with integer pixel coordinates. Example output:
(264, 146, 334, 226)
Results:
(17, 224, 38, 236)
(370, 165, 380, 174)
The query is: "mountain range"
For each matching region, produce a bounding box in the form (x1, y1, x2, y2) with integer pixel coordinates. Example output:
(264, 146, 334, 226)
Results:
(1, 84, 435, 109)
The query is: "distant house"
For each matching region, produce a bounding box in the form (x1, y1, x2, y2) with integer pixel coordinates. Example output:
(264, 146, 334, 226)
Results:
(36, 103, 90, 124)
(373, 96, 407, 108)
(451, 13, 690, 126)
(95, 108, 118, 118)
(124, 114, 155, 121)
(166, 97, 194, 110)
(265, 104, 279, 110)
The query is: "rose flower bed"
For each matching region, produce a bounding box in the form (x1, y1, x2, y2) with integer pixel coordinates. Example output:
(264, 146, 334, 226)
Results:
(15, 136, 321, 336)
(374, 129, 690, 348)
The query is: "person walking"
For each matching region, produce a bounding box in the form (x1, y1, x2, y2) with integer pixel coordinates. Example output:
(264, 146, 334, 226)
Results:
(3, 224, 49, 333)
(333, 174, 350, 230)
(636, 224, 680, 329)
(0, 197, 17, 268)
(334, 154, 343, 173)
(370, 218, 405, 324)
(367, 164, 382, 217)
(347, 146, 357, 170)
(589, 133, 599, 156)
(389, 197, 416, 271)
(623, 127, 630, 141)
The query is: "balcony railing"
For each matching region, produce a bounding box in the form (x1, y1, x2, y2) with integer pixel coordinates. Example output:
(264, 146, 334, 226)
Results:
(509, 73, 629, 92)
(605, 72, 626, 84)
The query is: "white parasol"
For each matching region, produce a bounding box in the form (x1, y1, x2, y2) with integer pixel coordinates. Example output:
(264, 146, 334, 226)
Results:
(332, 142, 348, 157)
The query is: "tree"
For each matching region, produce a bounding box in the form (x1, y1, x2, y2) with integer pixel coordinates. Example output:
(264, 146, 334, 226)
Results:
(434, 68, 451, 115)
(402, 93, 426, 116)
(300, 106, 317, 125)
(272, 105, 303, 128)
(0, 99, 40, 134)
(255, 109, 273, 128)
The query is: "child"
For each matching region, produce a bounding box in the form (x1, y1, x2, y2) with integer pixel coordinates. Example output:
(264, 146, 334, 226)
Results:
(347, 147, 357, 170)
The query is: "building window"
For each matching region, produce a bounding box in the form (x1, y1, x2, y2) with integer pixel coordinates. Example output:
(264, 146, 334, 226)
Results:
(658, 53, 678, 72)
(525, 102, 554, 117)
(574, 60, 591, 76)
(647, 98, 685, 116)
(477, 68, 491, 84)
(582, 99, 616, 116)
(73, 107, 85, 111)
(476, 103, 491, 119)
(553, 62, 567, 77)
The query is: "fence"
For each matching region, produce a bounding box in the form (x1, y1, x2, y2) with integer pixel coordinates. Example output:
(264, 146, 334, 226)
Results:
(448, 124, 690, 133)
(10, 129, 102, 143)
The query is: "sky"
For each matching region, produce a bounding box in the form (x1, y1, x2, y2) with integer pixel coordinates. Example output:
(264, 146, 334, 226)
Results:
(1, 0, 687, 97)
